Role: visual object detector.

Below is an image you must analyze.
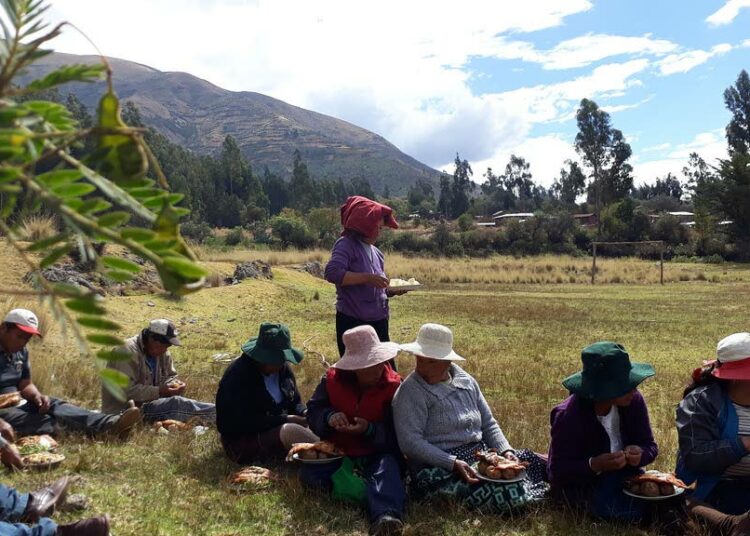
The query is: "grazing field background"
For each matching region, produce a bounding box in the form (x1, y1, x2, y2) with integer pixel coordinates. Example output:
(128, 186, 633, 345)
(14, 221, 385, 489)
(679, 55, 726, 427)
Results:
(4, 243, 750, 535)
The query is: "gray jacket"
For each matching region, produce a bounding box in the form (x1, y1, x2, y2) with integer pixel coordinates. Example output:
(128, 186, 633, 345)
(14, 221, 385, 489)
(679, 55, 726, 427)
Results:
(676, 382, 747, 477)
(101, 333, 178, 414)
(392, 364, 511, 471)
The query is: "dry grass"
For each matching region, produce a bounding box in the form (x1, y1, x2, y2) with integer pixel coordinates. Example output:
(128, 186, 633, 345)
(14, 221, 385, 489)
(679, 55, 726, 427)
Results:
(3, 249, 750, 534)
(17, 214, 57, 242)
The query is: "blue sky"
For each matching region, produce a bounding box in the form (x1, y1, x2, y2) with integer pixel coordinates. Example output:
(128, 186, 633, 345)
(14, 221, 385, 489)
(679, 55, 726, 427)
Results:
(47, 0, 750, 187)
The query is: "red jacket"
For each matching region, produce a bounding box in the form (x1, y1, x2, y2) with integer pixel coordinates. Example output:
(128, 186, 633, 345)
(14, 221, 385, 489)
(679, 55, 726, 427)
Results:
(324, 366, 401, 457)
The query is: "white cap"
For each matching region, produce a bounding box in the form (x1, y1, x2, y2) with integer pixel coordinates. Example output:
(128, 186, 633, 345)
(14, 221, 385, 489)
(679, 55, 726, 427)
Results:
(3, 309, 41, 336)
(717, 332, 750, 363)
(148, 319, 181, 346)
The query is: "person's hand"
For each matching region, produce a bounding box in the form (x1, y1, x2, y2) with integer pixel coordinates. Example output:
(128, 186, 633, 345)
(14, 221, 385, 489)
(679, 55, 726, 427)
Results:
(340, 417, 369, 435)
(624, 445, 643, 467)
(32, 394, 50, 414)
(590, 451, 627, 473)
(0, 444, 24, 469)
(158, 383, 184, 397)
(501, 450, 519, 463)
(0, 420, 15, 443)
(368, 274, 389, 289)
(287, 415, 309, 427)
(453, 459, 479, 484)
(741, 436, 750, 452)
(327, 412, 350, 430)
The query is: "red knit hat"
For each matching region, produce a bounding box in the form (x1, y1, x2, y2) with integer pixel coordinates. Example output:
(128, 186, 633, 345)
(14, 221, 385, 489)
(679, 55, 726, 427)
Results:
(340, 196, 399, 240)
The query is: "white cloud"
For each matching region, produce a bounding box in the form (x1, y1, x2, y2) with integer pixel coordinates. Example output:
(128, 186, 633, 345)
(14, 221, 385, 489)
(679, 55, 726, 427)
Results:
(706, 0, 750, 26)
(657, 44, 733, 75)
(642, 143, 672, 153)
(632, 130, 728, 182)
(486, 33, 677, 70)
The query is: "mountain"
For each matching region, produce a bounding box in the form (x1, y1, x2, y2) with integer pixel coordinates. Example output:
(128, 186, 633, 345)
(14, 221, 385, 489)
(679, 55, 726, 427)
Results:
(20, 52, 442, 195)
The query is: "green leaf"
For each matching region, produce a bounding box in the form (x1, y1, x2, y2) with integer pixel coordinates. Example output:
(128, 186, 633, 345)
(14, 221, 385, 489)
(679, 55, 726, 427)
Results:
(101, 256, 141, 273)
(65, 298, 105, 315)
(87, 334, 123, 346)
(37, 169, 82, 187)
(97, 211, 131, 228)
(0, 167, 21, 184)
(128, 187, 162, 199)
(105, 270, 135, 283)
(76, 316, 121, 330)
(100, 368, 129, 390)
(161, 256, 207, 279)
(52, 183, 96, 197)
(26, 233, 68, 252)
(76, 199, 112, 215)
(24, 63, 105, 92)
(97, 348, 132, 362)
(51, 283, 86, 297)
(0, 184, 22, 193)
(40, 244, 70, 268)
(120, 228, 156, 241)
(0, 192, 18, 218)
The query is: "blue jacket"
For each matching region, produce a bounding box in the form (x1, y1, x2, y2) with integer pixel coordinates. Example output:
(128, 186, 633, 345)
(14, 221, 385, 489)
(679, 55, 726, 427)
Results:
(676, 382, 748, 500)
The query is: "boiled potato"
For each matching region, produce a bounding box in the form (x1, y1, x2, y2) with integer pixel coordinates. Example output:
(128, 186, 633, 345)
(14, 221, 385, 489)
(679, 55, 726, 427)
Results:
(659, 483, 675, 496)
(640, 482, 660, 497)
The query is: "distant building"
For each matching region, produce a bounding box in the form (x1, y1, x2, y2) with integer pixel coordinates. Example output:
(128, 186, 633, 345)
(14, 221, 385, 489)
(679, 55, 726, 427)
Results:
(572, 213, 598, 228)
(493, 212, 535, 225)
(649, 211, 694, 223)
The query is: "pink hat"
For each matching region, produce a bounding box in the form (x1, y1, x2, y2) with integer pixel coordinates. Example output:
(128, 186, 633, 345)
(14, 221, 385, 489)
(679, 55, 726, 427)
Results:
(333, 325, 400, 371)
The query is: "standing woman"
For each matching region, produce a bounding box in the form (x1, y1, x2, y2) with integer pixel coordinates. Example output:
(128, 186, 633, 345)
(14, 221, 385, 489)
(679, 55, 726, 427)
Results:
(324, 195, 401, 357)
(676, 333, 750, 534)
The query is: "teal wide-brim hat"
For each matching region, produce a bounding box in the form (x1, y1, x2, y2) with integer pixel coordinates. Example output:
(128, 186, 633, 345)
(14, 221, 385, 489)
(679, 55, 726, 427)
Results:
(241, 323, 303, 365)
(562, 341, 655, 401)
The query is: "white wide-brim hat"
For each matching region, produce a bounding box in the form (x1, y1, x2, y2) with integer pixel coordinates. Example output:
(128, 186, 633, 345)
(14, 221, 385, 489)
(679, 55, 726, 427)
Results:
(333, 325, 400, 370)
(400, 323, 464, 361)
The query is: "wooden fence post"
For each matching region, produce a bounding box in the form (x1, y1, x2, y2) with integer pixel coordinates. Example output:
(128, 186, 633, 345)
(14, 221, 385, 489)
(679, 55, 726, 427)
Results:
(592, 242, 597, 285)
(660, 243, 664, 285)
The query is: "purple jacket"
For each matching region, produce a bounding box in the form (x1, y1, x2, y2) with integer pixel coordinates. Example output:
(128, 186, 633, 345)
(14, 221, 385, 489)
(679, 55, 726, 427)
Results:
(324, 236, 389, 322)
(547, 391, 658, 491)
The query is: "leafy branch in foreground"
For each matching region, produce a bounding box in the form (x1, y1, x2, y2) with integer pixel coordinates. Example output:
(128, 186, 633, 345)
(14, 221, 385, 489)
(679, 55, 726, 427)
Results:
(0, 0, 207, 396)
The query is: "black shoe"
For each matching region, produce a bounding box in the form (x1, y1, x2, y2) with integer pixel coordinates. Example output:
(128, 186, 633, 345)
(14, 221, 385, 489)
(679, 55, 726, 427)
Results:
(56, 514, 110, 536)
(369, 515, 404, 536)
(108, 406, 141, 440)
(22, 476, 70, 523)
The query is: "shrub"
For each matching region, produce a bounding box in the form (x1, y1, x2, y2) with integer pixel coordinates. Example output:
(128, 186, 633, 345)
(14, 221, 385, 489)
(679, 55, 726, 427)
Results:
(224, 227, 246, 246)
(457, 213, 474, 232)
(270, 214, 315, 249)
(181, 220, 213, 243)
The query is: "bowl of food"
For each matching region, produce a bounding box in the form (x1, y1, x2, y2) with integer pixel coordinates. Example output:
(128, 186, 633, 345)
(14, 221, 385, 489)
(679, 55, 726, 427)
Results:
(387, 278, 422, 292)
(623, 471, 692, 500)
(17, 435, 64, 469)
(472, 450, 528, 483)
(286, 441, 345, 464)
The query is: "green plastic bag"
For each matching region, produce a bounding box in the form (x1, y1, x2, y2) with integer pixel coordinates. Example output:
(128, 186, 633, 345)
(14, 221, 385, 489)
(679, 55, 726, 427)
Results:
(331, 457, 366, 504)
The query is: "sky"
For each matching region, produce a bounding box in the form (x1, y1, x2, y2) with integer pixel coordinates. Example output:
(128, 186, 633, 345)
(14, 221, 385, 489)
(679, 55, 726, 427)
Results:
(43, 0, 750, 187)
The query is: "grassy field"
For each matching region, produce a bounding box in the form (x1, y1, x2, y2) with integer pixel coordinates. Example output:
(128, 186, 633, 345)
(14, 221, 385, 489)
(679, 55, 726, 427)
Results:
(3, 246, 750, 535)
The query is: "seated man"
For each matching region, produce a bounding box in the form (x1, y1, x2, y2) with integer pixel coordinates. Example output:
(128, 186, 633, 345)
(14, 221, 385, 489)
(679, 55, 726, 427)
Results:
(0, 475, 109, 536)
(0, 309, 140, 439)
(102, 319, 215, 424)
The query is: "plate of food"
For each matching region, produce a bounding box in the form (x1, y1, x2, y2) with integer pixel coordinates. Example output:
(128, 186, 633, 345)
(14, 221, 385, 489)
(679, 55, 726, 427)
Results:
(17, 435, 64, 469)
(0, 392, 23, 409)
(623, 471, 692, 500)
(387, 278, 422, 292)
(286, 441, 344, 464)
(472, 450, 528, 483)
(22, 452, 66, 469)
(227, 466, 278, 490)
(166, 379, 185, 389)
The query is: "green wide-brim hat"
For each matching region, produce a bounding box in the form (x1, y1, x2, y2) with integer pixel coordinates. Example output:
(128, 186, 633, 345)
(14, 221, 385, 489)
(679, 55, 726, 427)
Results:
(562, 341, 655, 401)
(241, 323, 304, 365)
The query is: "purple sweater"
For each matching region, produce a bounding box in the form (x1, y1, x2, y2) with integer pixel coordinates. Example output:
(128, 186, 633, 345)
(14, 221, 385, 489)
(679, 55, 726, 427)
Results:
(324, 236, 389, 322)
(547, 391, 658, 491)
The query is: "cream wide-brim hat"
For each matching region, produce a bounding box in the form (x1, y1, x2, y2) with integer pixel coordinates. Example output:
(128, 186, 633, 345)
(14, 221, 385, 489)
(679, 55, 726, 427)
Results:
(400, 323, 465, 361)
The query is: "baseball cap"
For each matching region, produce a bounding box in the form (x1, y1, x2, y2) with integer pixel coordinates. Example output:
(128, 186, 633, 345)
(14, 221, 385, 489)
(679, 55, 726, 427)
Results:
(3, 309, 42, 337)
(147, 319, 181, 346)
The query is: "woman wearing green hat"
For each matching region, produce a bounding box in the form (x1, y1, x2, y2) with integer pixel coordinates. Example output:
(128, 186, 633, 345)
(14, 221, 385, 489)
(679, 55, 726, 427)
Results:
(548, 341, 658, 521)
(216, 323, 318, 462)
